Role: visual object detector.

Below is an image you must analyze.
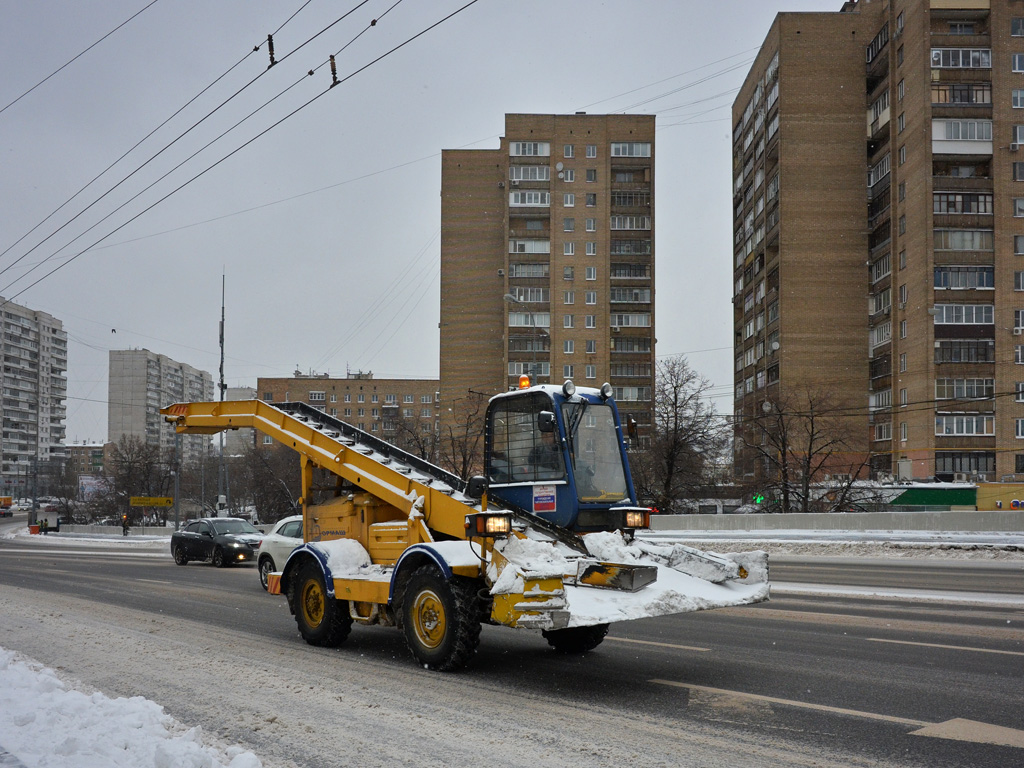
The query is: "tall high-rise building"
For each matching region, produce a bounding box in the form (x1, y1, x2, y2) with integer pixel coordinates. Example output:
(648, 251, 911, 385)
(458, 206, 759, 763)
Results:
(440, 113, 656, 437)
(108, 349, 213, 463)
(0, 298, 67, 491)
(734, 0, 1022, 483)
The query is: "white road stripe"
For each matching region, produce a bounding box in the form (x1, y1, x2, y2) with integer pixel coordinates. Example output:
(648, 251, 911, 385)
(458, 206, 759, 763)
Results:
(651, 679, 1024, 748)
(866, 637, 1024, 657)
(605, 636, 710, 652)
(772, 581, 1024, 607)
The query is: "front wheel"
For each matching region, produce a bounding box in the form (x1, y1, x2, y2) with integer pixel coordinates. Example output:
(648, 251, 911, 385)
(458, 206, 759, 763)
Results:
(291, 561, 351, 647)
(542, 623, 609, 653)
(173, 545, 189, 566)
(258, 556, 275, 591)
(401, 565, 481, 671)
(212, 547, 226, 568)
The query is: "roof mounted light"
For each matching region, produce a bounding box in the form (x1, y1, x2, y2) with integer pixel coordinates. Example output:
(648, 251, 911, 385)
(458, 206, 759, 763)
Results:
(600, 382, 613, 400)
(562, 379, 576, 397)
(518, 374, 531, 390)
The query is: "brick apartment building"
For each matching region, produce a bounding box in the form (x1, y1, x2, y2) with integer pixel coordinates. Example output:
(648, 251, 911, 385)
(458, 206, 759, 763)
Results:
(439, 113, 656, 438)
(256, 372, 439, 446)
(733, 0, 1024, 483)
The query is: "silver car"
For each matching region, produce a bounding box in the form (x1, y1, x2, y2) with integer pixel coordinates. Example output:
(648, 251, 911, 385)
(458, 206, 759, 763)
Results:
(256, 515, 303, 590)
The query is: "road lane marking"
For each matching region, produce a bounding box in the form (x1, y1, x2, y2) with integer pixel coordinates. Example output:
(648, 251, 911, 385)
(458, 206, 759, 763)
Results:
(650, 679, 928, 727)
(651, 679, 1024, 748)
(867, 637, 1024, 657)
(606, 637, 710, 652)
(772, 582, 1024, 608)
(135, 579, 174, 585)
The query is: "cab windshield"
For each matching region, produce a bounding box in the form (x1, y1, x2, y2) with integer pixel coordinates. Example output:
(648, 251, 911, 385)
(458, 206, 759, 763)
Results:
(212, 519, 259, 535)
(560, 402, 628, 502)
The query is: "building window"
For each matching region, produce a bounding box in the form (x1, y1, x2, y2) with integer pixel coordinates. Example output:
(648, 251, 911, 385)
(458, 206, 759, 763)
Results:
(509, 166, 551, 181)
(586, 169, 597, 183)
(563, 364, 575, 379)
(585, 291, 597, 304)
(585, 364, 596, 379)
(610, 142, 651, 157)
(564, 242, 575, 256)
(1014, 90, 1024, 109)
(935, 414, 994, 436)
(1017, 382, 1024, 402)
(900, 388, 908, 407)
(510, 141, 551, 156)
(586, 193, 596, 207)
(898, 145, 906, 165)
(898, 113, 905, 133)
(898, 79, 904, 101)
(509, 191, 551, 207)
(563, 290, 575, 304)
(1016, 236, 1024, 255)
(586, 241, 597, 256)
(585, 266, 597, 280)
(934, 265, 994, 289)
(899, 250, 906, 269)
(586, 340, 596, 354)
(564, 266, 574, 280)
(344, 394, 351, 403)
(935, 378, 994, 400)
(586, 144, 597, 158)
(564, 169, 574, 182)
(564, 314, 575, 329)
(899, 215, 906, 234)
(899, 353, 907, 372)
(901, 422, 908, 442)
(563, 193, 575, 207)
(563, 218, 575, 232)
(1015, 54, 1024, 73)
(900, 320, 907, 339)
(1016, 199, 1024, 217)
(564, 340, 574, 354)
(930, 48, 992, 69)
(897, 46, 903, 67)
(931, 304, 994, 324)
(1015, 163, 1024, 181)
(563, 144, 574, 158)
(1016, 272, 1024, 291)
(585, 315, 596, 328)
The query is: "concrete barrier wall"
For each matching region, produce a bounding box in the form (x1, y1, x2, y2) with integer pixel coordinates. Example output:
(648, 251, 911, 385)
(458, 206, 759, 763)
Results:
(56, 525, 173, 537)
(649, 510, 1024, 533)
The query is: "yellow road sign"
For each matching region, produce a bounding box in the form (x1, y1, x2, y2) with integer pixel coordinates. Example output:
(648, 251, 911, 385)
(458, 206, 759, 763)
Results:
(130, 496, 174, 507)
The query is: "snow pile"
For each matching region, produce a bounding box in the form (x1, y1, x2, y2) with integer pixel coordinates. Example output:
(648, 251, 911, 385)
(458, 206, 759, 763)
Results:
(309, 538, 383, 577)
(0, 647, 262, 768)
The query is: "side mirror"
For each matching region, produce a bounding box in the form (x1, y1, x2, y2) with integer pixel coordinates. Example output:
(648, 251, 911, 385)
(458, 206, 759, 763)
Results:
(466, 475, 488, 499)
(538, 410, 556, 433)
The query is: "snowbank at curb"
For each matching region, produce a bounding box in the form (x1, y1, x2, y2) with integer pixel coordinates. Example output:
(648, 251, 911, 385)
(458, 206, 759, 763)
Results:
(0, 648, 263, 768)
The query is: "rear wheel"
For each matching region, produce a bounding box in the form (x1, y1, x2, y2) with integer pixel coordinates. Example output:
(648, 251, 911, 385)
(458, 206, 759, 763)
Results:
(401, 565, 481, 671)
(258, 556, 275, 591)
(172, 545, 189, 566)
(292, 561, 351, 647)
(542, 623, 609, 653)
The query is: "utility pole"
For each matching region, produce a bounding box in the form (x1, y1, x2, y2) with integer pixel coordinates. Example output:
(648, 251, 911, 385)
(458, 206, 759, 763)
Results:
(173, 430, 181, 530)
(217, 273, 227, 515)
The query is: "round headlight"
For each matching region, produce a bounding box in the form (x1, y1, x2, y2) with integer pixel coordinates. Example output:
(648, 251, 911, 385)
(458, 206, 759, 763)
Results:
(600, 382, 613, 400)
(562, 379, 576, 397)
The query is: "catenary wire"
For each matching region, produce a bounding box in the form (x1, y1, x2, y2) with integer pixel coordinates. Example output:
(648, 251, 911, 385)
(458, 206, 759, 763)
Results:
(0, 0, 483, 309)
(0, 0, 163, 117)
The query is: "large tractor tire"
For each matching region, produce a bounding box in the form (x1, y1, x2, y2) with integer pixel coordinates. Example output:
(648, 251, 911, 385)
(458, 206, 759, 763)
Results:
(542, 623, 610, 653)
(401, 565, 481, 671)
(291, 561, 352, 647)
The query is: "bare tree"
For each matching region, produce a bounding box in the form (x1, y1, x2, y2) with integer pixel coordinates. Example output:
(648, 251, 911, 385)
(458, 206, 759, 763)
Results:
(438, 395, 487, 480)
(630, 356, 728, 513)
(743, 387, 866, 513)
(92, 435, 171, 523)
(390, 415, 440, 464)
(238, 444, 300, 524)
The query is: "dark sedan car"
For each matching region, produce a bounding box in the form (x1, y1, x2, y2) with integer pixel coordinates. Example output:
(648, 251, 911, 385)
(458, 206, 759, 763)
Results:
(171, 517, 263, 568)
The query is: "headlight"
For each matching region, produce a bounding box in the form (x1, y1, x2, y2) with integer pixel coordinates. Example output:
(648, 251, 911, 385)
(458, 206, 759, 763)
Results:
(624, 509, 650, 529)
(465, 513, 513, 537)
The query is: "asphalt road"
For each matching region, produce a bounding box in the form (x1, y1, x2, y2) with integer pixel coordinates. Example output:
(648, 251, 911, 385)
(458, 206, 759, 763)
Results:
(0, 537, 1022, 767)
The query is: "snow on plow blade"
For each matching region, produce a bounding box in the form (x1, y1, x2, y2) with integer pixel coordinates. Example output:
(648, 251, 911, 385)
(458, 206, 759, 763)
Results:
(487, 532, 769, 631)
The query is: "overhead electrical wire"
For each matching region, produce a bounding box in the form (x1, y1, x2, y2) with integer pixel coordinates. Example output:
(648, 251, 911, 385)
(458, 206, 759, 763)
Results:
(0, 0, 377, 287)
(0, 0, 478, 307)
(0, 0, 163, 117)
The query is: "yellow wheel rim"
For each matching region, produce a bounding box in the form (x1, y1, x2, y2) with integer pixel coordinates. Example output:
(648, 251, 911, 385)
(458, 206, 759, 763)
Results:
(301, 579, 325, 629)
(411, 589, 446, 649)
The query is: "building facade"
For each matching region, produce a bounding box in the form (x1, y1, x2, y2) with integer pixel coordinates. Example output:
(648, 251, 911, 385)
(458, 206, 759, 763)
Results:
(0, 298, 67, 493)
(108, 349, 213, 464)
(439, 113, 656, 438)
(256, 372, 439, 446)
(734, 0, 1024, 483)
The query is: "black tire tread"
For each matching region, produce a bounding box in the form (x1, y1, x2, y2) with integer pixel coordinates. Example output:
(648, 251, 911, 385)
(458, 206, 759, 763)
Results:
(542, 623, 609, 653)
(291, 561, 352, 647)
(402, 565, 482, 672)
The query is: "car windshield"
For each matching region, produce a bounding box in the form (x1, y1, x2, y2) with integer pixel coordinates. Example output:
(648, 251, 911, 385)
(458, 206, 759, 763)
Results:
(560, 402, 628, 503)
(212, 519, 259, 535)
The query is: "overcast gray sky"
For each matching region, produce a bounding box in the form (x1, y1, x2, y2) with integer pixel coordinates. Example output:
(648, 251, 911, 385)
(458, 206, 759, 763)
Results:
(0, 0, 839, 443)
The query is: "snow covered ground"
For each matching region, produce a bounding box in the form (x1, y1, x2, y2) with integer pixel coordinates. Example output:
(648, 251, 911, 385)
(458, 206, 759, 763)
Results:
(1, 522, 1021, 766)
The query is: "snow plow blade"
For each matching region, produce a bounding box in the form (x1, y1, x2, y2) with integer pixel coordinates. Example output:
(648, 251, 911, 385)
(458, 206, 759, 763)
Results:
(488, 531, 769, 631)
